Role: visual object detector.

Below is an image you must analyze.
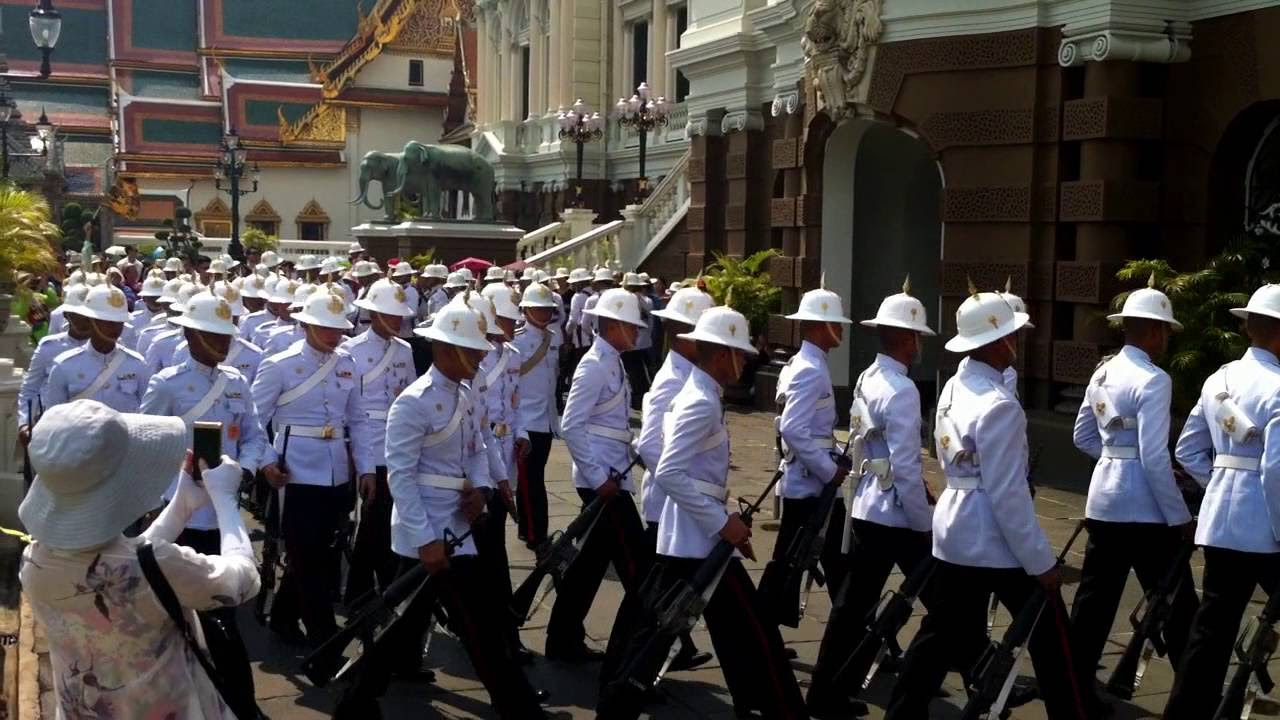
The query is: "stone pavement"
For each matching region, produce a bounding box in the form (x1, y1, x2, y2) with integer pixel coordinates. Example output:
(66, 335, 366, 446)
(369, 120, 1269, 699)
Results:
(241, 408, 1280, 719)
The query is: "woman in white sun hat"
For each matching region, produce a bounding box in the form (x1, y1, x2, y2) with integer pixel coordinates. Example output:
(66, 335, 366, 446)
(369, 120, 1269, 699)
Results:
(806, 276, 936, 714)
(884, 285, 1093, 720)
(20, 400, 260, 720)
(1165, 283, 1280, 718)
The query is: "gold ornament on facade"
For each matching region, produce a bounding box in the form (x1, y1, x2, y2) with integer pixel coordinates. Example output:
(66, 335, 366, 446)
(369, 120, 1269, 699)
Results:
(279, 103, 347, 147)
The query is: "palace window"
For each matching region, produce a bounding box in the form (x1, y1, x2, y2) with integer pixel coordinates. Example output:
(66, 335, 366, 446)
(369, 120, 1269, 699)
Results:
(631, 20, 648, 92)
(194, 197, 232, 237)
(295, 199, 330, 241)
(409, 59, 424, 87)
(245, 199, 281, 237)
(521, 45, 531, 120)
(675, 5, 689, 103)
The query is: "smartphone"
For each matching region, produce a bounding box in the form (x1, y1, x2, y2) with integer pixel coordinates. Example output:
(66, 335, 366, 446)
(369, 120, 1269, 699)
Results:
(192, 421, 223, 478)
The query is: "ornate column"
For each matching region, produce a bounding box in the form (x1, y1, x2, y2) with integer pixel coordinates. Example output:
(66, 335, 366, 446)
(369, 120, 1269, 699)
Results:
(476, 7, 492, 123)
(530, 0, 546, 116)
(650, 0, 668, 97)
(548, 0, 562, 109)
(559, 0, 573, 108)
(685, 109, 726, 275)
(721, 108, 767, 258)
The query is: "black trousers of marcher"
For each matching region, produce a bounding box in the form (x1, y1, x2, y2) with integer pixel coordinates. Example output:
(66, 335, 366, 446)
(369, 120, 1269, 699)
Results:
(516, 431, 553, 547)
(475, 489, 522, 651)
(274, 482, 350, 643)
(808, 520, 934, 703)
(1163, 547, 1280, 720)
(885, 560, 1091, 720)
(345, 555, 546, 719)
(1070, 519, 1198, 680)
(546, 488, 651, 654)
(761, 496, 848, 628)
(621, 349, 651, 410)
(176, 528, 258, 717)
(597, 555, 809, 720)
(343, 468, 400, 606)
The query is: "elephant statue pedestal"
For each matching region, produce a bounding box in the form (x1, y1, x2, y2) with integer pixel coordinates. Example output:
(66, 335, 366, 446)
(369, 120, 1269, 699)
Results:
(351, 219, 525, 266)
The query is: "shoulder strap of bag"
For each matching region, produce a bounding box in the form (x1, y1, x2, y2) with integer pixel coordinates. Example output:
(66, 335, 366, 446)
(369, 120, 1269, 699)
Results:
(72, 352, 127, 402)
(180, 373, 230, 425)
(519, 331, 552, 376)
(277, 352, 339, 406)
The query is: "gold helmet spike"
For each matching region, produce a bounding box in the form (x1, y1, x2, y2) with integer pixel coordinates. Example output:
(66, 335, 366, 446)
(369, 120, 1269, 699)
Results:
(902, 274, 912, 296)
(820, 271, 827, 290)
(967, 275, 979, 298)
(1148, 272, 1157, 288)
(1004, 276, 1012, 294)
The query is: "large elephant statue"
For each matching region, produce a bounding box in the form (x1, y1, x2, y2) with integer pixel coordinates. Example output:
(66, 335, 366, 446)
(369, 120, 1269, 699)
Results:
(350, 150, 425, 222)
(392, 142, 496, 222)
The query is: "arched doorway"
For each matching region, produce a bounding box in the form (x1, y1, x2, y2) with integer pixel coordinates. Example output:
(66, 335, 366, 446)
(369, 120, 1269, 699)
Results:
(820, 118, 943, 393)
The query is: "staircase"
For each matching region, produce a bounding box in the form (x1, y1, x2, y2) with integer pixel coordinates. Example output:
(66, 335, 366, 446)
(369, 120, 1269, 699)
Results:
(515, 149, 690, 272)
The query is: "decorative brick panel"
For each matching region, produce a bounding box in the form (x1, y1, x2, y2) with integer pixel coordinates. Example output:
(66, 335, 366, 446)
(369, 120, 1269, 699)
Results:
(1034, 104, 1060, 143)
(1053, 340, 1102, 384)
(917, 108, 1034, 151)
(684, 252, 706, 276)
(1027, 338, 1052, 380)
(768, 314, 798, 347)
(770, 255, 797, 287)
(942, 186, 1032, 222)
(1055, 261, 1124, 304)
(1062, 97, 1164, 141)
(941, 261, 1028, 297)
(796, 256, 822, 290)
(687, 157, 706, 182)
(1059, 180, 1160, 222)
(725, 153, 748, 180)
(772, 138, 799, 169)
(687, 205, 706, 231)
(798, 193, 823, 226)
(725, 204, 747, 230)
(770, 198, 797, 227)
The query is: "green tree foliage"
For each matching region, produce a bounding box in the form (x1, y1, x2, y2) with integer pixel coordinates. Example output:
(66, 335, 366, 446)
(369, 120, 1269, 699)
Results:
(239, 227, 279, 254)
(0, 184, 61, 296)
(703, 249, 781, 340)
(1113, 233, 1278, 413)
(59, 202, 98, 253)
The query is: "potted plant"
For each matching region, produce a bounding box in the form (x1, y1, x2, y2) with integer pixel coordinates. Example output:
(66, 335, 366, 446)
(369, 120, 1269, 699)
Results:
(239, 227, 279, 255)
(0, 185, 61, 332)
(703, 249, 781, 403)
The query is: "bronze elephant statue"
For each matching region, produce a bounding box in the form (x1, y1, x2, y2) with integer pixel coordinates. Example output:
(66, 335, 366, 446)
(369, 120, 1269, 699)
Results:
(350, 150, 425, 222)
(390, 142, 496, 222)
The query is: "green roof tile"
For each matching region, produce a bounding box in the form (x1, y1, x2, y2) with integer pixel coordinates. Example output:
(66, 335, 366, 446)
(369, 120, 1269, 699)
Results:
(141, 118, 222, 146)
(63, 137, 113, 165)
(220, 0, 360, 40)
(245, 99, 311, 127)
(126, 71, 201, 100)
(9, 83, 109, 120)
(223, 59, 314, 84)
(130, 0, 197, 52)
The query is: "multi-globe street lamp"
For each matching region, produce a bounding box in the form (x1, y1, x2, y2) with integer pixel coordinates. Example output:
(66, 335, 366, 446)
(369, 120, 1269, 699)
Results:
(557, 98, 603, 208)
(213, 128, 260, 263)
(615, 82, 671, 198)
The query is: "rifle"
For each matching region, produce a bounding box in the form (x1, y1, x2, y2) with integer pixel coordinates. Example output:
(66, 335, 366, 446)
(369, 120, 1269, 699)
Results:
(961, 520, 1085, 720)
(302, 527, 473, 688)
(255, 425, 289, 625)
(509, 456, 640, 624)
(613, 466, 785, 694)
(834, 556, 938, 692)
(1105, 542, 1196, 699)
(1213, 578, 1280, 720)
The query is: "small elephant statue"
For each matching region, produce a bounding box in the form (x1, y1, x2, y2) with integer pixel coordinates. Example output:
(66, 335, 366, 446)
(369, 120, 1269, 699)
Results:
(350, 150, 425, 222)
(392, 142, 496, 222)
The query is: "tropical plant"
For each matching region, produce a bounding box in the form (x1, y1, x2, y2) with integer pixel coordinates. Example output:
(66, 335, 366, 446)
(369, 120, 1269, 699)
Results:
(59, 201, 98, 253)
(703, 249, 781, 340)
(239, 227, 279, 254)
(0, 185, 61, 297)
(1111, 233, 1280, 413)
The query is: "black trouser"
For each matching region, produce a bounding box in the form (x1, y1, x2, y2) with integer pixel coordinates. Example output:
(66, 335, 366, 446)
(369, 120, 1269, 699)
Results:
(273, 482, 350, 643)
(176, 528, 258, 718)
(516, 431, 553, 547)
(621, 349, 651, 410)
(475, 489, 522, 651)
(808, 520, 933, 703)
(597, 555, 809, 720)
(343, 555, 546, 719)
(546, 488, 651, 654)
(760, 495, 848, 628)
(343, 467, 399, 606)
(885, 560, 1091, 720)
(1071, 519, 1198, 680)
(1164, 547, 1280, 720)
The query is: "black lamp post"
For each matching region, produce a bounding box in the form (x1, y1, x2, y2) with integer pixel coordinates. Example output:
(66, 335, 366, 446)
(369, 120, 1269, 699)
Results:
(28, 0, 62, 79)
(615, 82, 670, 198)
(557, 99, 603, 208)
(213, 127, 259, 263)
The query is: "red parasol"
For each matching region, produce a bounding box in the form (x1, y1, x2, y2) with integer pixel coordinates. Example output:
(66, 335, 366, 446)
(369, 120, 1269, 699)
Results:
(449, 257, 494, 274)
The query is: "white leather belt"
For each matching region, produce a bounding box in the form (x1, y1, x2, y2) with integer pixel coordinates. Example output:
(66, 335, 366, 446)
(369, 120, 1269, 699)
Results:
(290, 424, 344, 440)
(781, 436, 836, 458)
(586, 423, 633, 443)
(1214, 454, 1261, 472)
(417, 474, 466, 490)
(692, 480, 729, 501)
(946, 476, 980, 491)
(1101, 445, 1138, 460)
(367, 410, 388, 421)
(1116, 417, 1138, 430)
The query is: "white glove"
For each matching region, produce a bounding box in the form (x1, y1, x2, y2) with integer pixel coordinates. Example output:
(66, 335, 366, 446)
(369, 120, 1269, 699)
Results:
(170, 470, 212, 518)
(199, 456, 244, 499)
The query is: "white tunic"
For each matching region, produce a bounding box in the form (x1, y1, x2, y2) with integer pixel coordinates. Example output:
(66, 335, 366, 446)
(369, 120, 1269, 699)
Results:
(341, 329, 415, 467)
(849, 353, 932, 532)
(44, 343, 150, 414)
(510, 323, 560, 438)
(776, 340, 840, 499)
(655, 366, 731, 559)
(17, 332, 84, 426)
(561, 336, 635, 492)
(636, 350, 693, 523)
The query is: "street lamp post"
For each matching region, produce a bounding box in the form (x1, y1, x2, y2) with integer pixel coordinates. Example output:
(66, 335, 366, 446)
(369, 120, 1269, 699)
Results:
(557, 99, 603, 208)
(214, 128, 259, 263)
(615, 82, 671, 199)
(28, 0, 62, 79)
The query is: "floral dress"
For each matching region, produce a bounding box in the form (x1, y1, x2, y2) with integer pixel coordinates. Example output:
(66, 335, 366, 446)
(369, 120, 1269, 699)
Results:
(20, 536, 258, 720)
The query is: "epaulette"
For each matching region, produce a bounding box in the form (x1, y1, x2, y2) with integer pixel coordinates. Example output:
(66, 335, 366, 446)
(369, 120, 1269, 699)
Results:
(1094, 353, 1116, 371)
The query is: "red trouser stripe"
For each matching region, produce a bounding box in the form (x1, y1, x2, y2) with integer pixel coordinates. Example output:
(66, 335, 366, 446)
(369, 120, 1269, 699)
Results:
(608, 502, 638, 583)
(725, 568, 798, 720)
(1049, 593, 1090, 720)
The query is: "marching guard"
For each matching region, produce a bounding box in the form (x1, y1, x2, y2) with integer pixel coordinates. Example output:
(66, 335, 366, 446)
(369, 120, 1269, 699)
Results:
(17, 284, 91, 445)
(511, 282, 562, 548)
(172, 281, 264, 385)
(807, 279, 937, 717)
(1071, 278, 1198, 691)
(884, 288, 1091, 720)
(43, 284, 150, 414)
(1163, 284, 1280, 719)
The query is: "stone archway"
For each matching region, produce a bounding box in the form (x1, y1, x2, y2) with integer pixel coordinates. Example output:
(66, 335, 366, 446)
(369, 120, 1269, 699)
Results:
(820, 117, 943, 391)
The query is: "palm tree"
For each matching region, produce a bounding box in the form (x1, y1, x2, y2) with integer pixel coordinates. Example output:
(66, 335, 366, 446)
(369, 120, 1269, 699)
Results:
(0, 183, 61, 330)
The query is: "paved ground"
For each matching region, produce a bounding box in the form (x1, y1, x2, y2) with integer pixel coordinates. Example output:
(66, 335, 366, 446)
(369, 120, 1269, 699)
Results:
(239, 408, 1280, 719)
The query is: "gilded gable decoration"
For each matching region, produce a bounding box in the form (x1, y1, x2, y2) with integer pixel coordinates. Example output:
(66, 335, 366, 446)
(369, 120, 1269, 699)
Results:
(245, 199, 282, 224)
(279, 102, 348, 147)
(297, 199, 331, 221)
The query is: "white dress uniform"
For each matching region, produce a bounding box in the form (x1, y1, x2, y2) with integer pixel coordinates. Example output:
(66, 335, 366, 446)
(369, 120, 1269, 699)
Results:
(44, 343, 150, 414)
(144, 328, 184, 374)
(775, 340, 840, 499)
(17, 332, 85, 427)
(128, 303, 159, 328)
(140, 358, 267, 530)
(172, 338, 264, 386)
(262, 323, 305, 356)
(118, 321, 140, 352)
(476, 343, 521, 483)
(561, 335, 635, 492)
(568, 289, 595, 348)
(633, 295, 654, 353)
(849, 353, 932, 531)
(251, 318, 286, 349)
(239, 309, 273, 341)
(511, 322, 560, 441)
(424, 287, 449, 324)
(135, 314, 172, 357)
(635, 350, 693, 524)
(397, 284, 420, 339)
(341, 329, 415, 466)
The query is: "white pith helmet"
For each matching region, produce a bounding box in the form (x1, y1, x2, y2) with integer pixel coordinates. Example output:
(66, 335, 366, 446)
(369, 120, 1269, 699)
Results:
(998, 277, 1035, 330)
(592, 267, 615, 284)
(652, 286, 716, 327)
(293, 289, 355, 330)
(290, 283, 320, 310)
(678, 305, 757, 355)
(1231, 284, 1280, 321)
(240, 273, 267, 300)
(459, 268, 474, 283)
(623, 272, 647, 289)
(351, 260, 381, 279)
(424, 264, 448, 280)
(348, 241, 365, 255)
(520, 267, 537, 282)
(569, 268, 591, 284)
(207, 259, 229, 276)
(172, 292, 237, 335)
(534, 269, 550, 284)
(355, 278, 415, 318)
(211, 280, 245, 317)
(65, 269, 85, 287)
(416, 300, 494, 351)
(554, 267, 570, 280)
(295, 254, 323, 273)
(270, 279, 302, 305)
(520, 282, 559, 309)
(157, 278, 185, 305)
(484, 266, 506, 283)
(861, 275, 936, 336)
(219, 254, 240, 270)
(444, 271, 469, 289)
(320, 257, 343, 277)
(139, 273, 167, 299)
(169, 282, 201, 314)
(260, 251, 282, 269)
(944, 283, 1031, 353)
(460, 291, 501, 337)
(585, 287, 646, 328)
(77, 285, 131, 323)
(481, 282, 522, 321)
(61, 284, 91, 315)
(163, 257, 184, 273)
(1107, 274, 1182, 331)
(391, 261, 417, 278)
(786, 276, 852, 324)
